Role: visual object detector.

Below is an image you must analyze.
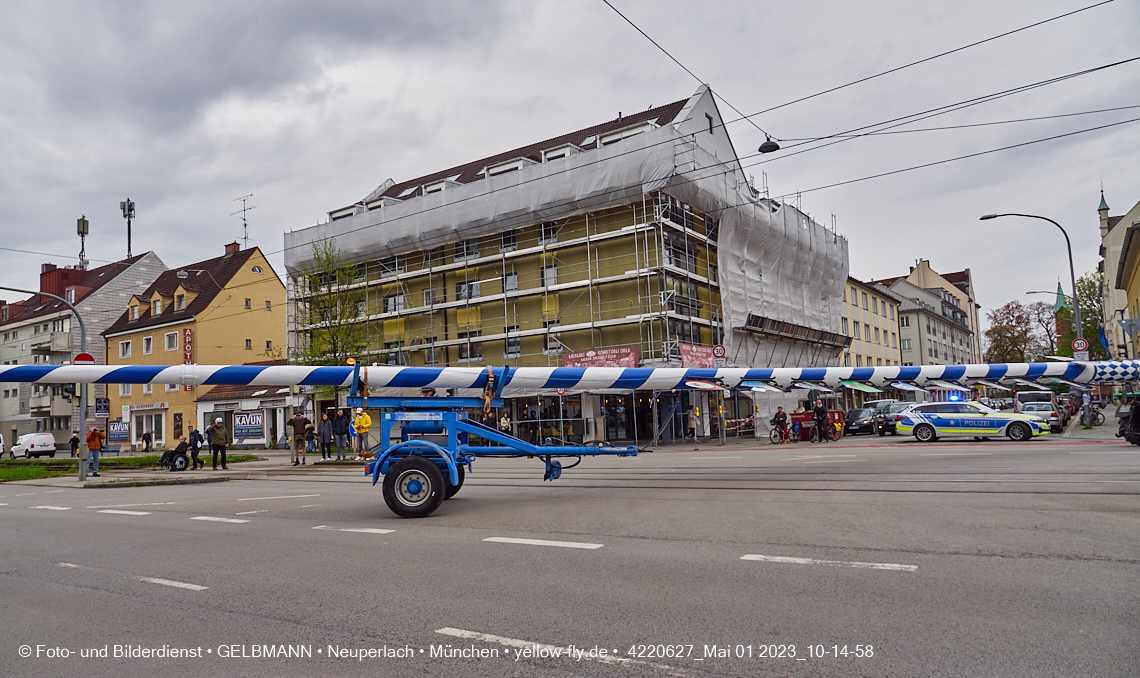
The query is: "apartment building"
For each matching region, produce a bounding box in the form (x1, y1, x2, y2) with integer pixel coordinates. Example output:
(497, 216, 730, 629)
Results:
(871, 259, 982, 364)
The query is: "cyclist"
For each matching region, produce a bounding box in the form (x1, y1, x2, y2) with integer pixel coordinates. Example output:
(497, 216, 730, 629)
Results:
(771, 406, 789, 443)
(812, 399, 829, 443)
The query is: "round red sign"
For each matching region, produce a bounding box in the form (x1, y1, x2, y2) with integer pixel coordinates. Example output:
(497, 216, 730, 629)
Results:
(712, 344, 726, 358)
(1071, 338, 1089, 352)
(73, 353, 95, 365)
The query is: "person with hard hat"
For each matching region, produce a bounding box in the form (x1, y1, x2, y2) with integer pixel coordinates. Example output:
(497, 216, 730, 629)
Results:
(353, 407, 372, 461)
(205, 416, 232, 469)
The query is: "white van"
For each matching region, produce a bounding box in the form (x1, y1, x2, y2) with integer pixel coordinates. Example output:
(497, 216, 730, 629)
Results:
(10, 433, 58, 459)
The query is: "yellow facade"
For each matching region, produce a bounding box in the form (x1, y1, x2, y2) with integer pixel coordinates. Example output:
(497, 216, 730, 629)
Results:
(842, 278, 902, 368)
(105, 248, 286, 449)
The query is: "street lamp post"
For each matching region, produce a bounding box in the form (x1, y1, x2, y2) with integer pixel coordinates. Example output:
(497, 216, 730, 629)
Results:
(0, 285, 90, 479)
(982, 213, 1088, 425)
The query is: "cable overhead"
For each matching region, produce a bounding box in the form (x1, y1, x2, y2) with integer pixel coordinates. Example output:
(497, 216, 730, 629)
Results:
(725, 0, 1118, 128)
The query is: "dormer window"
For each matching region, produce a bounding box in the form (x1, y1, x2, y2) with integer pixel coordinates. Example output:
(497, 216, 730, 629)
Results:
(424, 174, 462, 194)
(485, 158, 537, 177)
(130, 305, 138, 320)
(396, 185, 419, 199)
(176, 294, 185, 311)
(542, 144, 580, 162)
(599, 122, 656, 147)
(152, 299, 162, 316)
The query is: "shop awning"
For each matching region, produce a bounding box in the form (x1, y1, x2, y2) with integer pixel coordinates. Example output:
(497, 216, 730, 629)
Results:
(927, 379, 971, 392)
(792, 381, 833, 392)
(968, 379, 1012, 391)
(840, 380, 883, 393)
(738, 380, 783, 393)
(684, 379, 727, 391)
(891, 382, 929, 393)
(1007, 378, 1052, 390)
(1041, 376, 1085, 389)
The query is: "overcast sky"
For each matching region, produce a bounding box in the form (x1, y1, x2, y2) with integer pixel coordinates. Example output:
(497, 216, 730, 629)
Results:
(2, 0, 1138, 329)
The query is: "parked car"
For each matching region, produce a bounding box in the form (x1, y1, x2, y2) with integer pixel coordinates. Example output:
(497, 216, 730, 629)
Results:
(844, 408, 876, 435)
(1015, 390, 1066, 427)
(875, 402, 912, 435)
(1020, 402, 1063, 432)
(10, 433, 58, 459)
(896, 401, 1049, 442)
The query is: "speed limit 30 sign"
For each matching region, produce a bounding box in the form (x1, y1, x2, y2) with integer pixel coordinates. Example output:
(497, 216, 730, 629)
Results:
(1071, 337, 1089, 352)
(712, 344, 726, 358)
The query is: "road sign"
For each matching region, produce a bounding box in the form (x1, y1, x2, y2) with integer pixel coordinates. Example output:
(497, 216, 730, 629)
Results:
(712, 344, 726, 358)
(95, 398, 109, 418)
(121, 405, 130, 420)
(713, 358, 727, 368)
(1071, 338, 1089, 352)
(1073, 350, 1090, 361)
(73, 352, 95, 365)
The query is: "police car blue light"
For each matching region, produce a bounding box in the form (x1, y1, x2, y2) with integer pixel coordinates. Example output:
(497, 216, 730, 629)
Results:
(896, 401, 1048, 442)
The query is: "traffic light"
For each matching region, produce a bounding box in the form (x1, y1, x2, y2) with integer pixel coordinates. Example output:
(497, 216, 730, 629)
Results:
(61, 383, 76, 402)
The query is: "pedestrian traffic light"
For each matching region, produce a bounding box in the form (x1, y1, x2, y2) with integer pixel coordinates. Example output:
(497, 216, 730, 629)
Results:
(61, 383, 76, 401)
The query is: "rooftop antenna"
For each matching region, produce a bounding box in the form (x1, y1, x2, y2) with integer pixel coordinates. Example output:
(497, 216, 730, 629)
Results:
(76, 215, 89, 270)
(119, 197, 135, 258)
(230, 194, 256, 250)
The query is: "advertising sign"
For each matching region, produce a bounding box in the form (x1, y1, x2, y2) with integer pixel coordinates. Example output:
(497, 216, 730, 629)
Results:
(108, 420, 130, 444)
(679, 343, 714, 368)
(183, 327, 194, 391)
(95, 397, 110, 418)
(233, 410, 264, 438)
(561, 345, 640, 368)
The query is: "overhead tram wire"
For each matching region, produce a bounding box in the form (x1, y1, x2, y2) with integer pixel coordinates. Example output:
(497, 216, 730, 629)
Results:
(722, 0, 1118, 130)
(263, 54, 1139, 267)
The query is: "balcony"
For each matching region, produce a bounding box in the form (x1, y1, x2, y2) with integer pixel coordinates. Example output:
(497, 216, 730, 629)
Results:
(30, 332, 71, 354)
(30, 395, 72, 416)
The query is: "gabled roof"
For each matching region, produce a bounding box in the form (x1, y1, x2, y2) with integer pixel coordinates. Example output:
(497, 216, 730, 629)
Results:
(341, 98, 689, 210)
(0, 254, 149, 328)
(1107, 215, 1124, 232)
(102, 248, 261, 336)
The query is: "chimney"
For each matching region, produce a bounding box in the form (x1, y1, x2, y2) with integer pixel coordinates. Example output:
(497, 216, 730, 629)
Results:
(224, 241, 240, 256)
(41, 263, 57, 274)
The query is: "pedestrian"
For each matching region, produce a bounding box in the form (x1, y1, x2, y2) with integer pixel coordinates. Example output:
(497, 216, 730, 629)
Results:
(686, 407, 699, 440)
(305, 424, 315, 456)
(288, 411, 311, 466)
(812, 398, 829, 442)
(85, 426, 105, 477)
(499, 413, 511, 435)
(205, 417, 232, 469)
(69, 431, 80, 458)
(159, 436, 187, 470)
(142, 429, 152, 453)
(318, 413, 333, 460)
(353, 407, 372, 460)
(332, 408, 350, 460)
(772, 406, 789, 443)
(189, 425, 205, 469)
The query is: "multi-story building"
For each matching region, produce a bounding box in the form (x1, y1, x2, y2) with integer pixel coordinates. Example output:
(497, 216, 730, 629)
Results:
(0, 254, 166, 453)
(889, 278, 975, 366)
(102, 244, 286, 450)
(870, 260, 982, 364)
(1100, 192, 1139, 358)
(285, 85, 849, 442)
(840, 277, 903, 407)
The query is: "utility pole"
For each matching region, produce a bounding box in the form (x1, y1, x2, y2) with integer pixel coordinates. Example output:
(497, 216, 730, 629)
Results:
(120, 198, 135, 258)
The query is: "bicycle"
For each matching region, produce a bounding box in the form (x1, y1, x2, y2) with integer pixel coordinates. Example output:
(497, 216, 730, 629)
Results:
(768, 421, 795, 444)
(1092, 410, 1106, 426)
(809, 421, 843, 443)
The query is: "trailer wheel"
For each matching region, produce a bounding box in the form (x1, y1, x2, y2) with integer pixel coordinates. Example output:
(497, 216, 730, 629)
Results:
(383, 457, 444, 518)
(444, 465, 465, 500)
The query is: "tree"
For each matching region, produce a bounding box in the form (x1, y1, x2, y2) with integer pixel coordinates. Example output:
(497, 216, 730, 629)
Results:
(984, 301, 1034, 363)
(292, 239, 371, 369)
(1025, 301, 1058, 358)
(1055, 271, 1107, 360)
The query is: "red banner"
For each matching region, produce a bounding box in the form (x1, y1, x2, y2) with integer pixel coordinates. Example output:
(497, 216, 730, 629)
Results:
(679, 343, 714, 368)
(561, 345, 640, 368)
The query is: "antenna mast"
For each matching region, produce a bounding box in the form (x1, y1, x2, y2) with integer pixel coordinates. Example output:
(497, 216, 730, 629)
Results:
(120, 198, 135, 258)
(231, 194, 256, 250)
(76, 215, 90, 270)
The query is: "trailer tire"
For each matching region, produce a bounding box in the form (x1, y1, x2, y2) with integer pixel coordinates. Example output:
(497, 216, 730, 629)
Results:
(383, 457, 444, 518)
(444, 465, 465, 500)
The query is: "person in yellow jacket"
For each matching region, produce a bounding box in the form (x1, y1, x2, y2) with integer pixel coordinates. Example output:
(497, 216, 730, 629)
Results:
(353, 407, 372, 460)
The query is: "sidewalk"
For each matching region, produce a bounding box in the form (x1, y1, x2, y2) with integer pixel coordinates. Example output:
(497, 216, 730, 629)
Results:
(1062, 421, 1121, 441)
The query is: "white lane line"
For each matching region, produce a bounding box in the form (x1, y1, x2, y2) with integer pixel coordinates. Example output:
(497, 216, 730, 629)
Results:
(802, 459, 861, 464)
(43, 489, 66, 494)
(88, 502, 176, 509)
(297, 504, 320, 508)
(190, 516, 249, 524)
(0, 503, 8, 506)
(58, 563, 81, 569)
(792, 454, 856, 459)
(920, 453, 993, 457)
(30, 505, 70, 511)
(483, 537, 603, 550)
(15, 492, 39, 496)
(1069, 450, 1140, 454)
(435, 628, 687, 675)
(741, 554, 917, 572)
(693, 456, 742, 459)
(235, 509, 271, 515)
(312, 525, 395, 535)
(139, 577, 208, 592)
(235, 494, 320, 501)
(98, 509, 151, 516)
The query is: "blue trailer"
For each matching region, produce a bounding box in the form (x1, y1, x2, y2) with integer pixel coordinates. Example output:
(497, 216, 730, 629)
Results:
(348, 364, 637, 518)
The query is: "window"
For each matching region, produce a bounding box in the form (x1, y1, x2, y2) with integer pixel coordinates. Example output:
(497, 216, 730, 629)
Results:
(265, 300, 271, 310)
(856, 355, 863, 367)
(244, 298, 251, 309)
(176, 294, 185, 311)
(862, 292, 868, 310)
(130, 305, 138, 321)
(928, 346, 934, 357)
(119, 383, 131, 396)
(119, 340, 131, 358)
(457, 331, 482, 361)
(166, 382, 178, 392)
(423, 289, 437, 307)
(455, 239, 479, 261)
(706, 113, 715, 134)
(143, 336, 153, 355)
(877, 358, 882, 366)
(540, 221, 558, 244)
(892, 332, 897, 348)
(380, 256, 404, 275)
(383, 294, 405, 313)
(850, 286, 858, 303)
(152, 299, 162, 315)
(143, 383, 153, 395)
(423, 339, 439, 365)
(874, 328, 880, 344)
(541, 266, 558, 288)
(266, 340, 272, 351)
(504, 272, 518, 293)
(252, 266, 263, 274)
(245, 339, 252, 350)
(899, 315, 910, 328)
(865, 324, 871, 341)
(500, 231, 517, 252)
(505, 326, 521, 357)
(872, 298, 878, 314)
(841, 318, 849, 335)
(890, 305, 895, 320)
(456, 281, 480, 301)
(385, 341, 404, 365)
(852, 323, 860, 340)
(544, 321, 562, 353)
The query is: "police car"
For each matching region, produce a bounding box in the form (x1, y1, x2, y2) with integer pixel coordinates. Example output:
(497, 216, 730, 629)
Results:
(895, 400, 1049, 442)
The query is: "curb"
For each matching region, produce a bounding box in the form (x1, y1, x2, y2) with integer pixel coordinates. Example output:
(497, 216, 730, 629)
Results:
(82, 476, 231, 489)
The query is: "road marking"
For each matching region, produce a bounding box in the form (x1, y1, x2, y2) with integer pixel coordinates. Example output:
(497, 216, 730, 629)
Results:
(483, 537, 603, 550)
(920, 453, 993, 457)
(43, 489, 66, 494)
(741, 554, 917, 572)
(693, 456, 742, 459)
(87, 502, 177, 509)
(297, 504, 320, 508)
(313, 525, 394, 535)
(235, 494, 320, 501)
(190, 516, 249, 524)
(58, 563, 81, 569)
(98, 509, 151, 516)
(792, 454, 856, 459)
(1069, 450, 1140, 454)
(15, 492, 38, 496)
(139, 577, 208, 592)
(435, 628, 687, 674)
(30, 505, 70, 511)
(802, 459, 861, 464)
(0, 503, 7, 506)
(235, 509, 271, 515)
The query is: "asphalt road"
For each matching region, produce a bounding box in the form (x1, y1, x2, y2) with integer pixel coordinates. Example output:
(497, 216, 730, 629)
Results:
(2, 434, 1138, 678)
